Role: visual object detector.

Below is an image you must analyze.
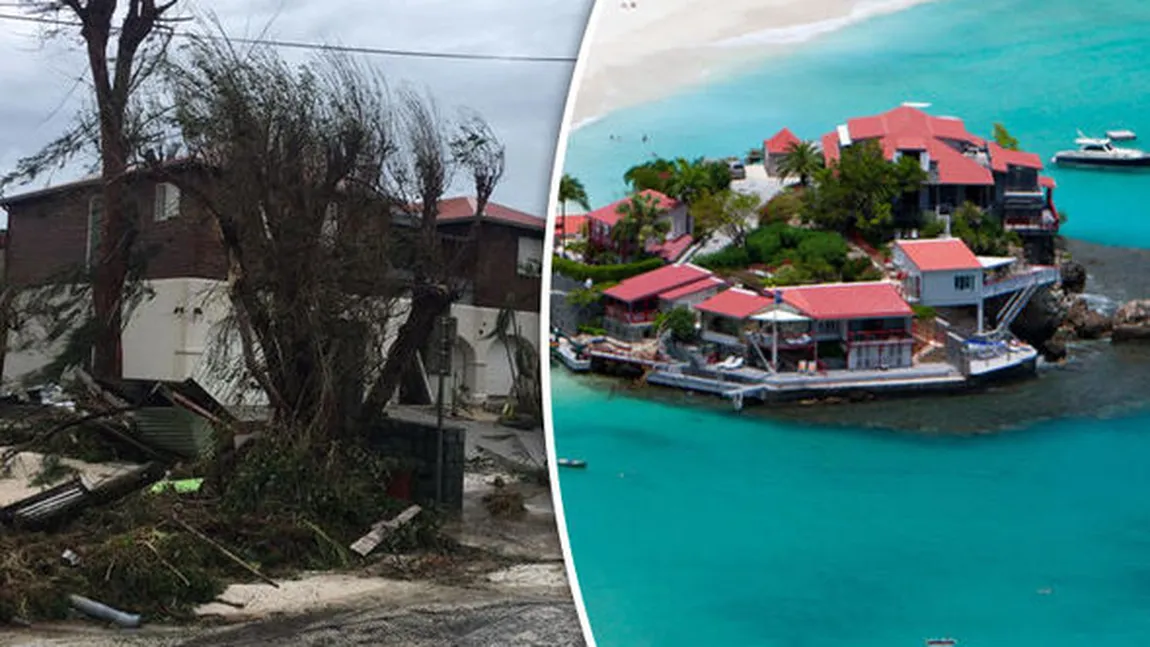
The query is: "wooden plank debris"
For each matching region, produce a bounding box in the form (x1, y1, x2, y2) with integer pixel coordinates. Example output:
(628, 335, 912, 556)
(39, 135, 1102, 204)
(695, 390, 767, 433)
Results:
(349, 505, 422, 557)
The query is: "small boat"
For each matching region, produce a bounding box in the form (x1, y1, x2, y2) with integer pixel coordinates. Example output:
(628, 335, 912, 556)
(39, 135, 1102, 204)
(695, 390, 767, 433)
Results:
(557, 458, 587, 469)
(1052, 131, 1150, 168)
(1106, 128, 1137, 141)
(925, 640, 957, 647)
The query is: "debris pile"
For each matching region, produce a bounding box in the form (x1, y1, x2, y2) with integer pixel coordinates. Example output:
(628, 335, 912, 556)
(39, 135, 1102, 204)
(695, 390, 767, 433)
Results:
(0, 371, 440, 628)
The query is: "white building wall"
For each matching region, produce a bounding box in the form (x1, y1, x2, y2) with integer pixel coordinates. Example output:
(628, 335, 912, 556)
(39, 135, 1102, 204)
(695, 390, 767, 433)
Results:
(5, 278, 539, 403)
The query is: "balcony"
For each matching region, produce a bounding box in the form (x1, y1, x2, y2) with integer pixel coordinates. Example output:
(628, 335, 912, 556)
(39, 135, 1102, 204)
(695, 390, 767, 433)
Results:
(1003, 209, 1058, 233)
(701, 330, 743, 347)
(982, 266, 1060, 299)
(745, 331, 815, 348)
(605, 309, 659, 325)
(846, 329, 913, 346)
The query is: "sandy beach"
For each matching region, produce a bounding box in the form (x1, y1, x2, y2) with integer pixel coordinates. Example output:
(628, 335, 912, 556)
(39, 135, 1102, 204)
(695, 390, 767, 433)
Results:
(572, 0, 936, 126)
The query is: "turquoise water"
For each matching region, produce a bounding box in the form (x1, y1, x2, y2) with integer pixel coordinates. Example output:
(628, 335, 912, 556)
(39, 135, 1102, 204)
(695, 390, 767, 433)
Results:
(554, 370, 1150, 646)
(556, 1, 1150, 644)
(564, 0, 1150, 248)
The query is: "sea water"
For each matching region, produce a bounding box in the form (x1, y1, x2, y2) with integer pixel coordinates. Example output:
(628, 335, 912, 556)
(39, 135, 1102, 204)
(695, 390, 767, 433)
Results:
(555, 1, 1150, 644)
(554, 371, 1150, 647)
(563, 0, 1150, 249)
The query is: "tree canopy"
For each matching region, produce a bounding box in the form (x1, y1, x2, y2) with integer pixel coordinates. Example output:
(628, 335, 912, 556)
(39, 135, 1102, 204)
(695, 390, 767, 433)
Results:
(623, 156, 730, 203)
(801, 140, 927, 241)
(688, 189, 760, 247)
(775, 140, 824, 187)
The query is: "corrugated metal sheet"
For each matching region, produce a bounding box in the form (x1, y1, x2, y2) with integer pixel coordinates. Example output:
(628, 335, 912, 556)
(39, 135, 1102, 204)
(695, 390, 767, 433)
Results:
(130, 407, 215, 458)
(4, 478, 90, 525)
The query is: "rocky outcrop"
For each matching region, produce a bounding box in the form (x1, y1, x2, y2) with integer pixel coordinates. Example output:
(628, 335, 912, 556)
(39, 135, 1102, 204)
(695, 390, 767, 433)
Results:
(1111, 300, 1150, 343)
(1064, 298, 1113, 340)
(1011, 286, 1070, 360)
(1060, 260, 1088, 295)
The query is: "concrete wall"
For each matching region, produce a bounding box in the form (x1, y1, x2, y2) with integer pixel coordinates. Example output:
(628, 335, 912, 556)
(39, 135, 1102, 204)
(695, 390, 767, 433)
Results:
(4, 278, 540, 403)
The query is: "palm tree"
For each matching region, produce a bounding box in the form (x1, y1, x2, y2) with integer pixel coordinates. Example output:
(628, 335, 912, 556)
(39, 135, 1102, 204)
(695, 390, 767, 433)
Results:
(612, 192, 670, 261)
(557, 174, 591, 253)
(482, 304, 541, 426)
(777, 140, 824, 187)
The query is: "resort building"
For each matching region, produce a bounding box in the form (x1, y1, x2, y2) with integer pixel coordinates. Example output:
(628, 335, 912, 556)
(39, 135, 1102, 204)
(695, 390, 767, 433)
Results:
(657, 274, 726, 312)
(586, 189, 693, 262)
(600, 263, 714, 340)
(818, 104, 1059, 259)
(763, 127, 802, 177)
(0, 166, 545, 404)
(892, 236, 1059, 335)
(694, 282, 915, 372)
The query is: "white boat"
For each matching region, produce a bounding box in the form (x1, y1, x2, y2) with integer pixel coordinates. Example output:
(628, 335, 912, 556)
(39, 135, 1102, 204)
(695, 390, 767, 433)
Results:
(551, 337, 591, 372)
(1051, 131, 1150, 168)
(925, 640, 957, 647)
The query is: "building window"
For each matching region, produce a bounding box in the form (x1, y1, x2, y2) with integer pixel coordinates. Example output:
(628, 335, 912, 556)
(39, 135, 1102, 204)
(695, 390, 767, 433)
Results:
(154, 182, 180, 221)
(816, 320, 839, 336)
(517, 236, 543, 277)
(954, 274, 975, 291)
(86, 195, 103, 269)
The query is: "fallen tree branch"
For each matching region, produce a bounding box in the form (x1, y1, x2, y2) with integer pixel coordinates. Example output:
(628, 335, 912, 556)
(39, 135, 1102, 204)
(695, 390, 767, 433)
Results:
(172, 516, 279, 588)
(142, 539, 191, 587)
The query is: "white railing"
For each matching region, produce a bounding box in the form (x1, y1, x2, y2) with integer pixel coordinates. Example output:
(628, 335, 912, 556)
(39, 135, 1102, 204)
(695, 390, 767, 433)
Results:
(982, 266, 1059, 299)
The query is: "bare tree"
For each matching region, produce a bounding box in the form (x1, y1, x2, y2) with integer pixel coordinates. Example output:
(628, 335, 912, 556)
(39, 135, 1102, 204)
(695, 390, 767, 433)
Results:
(166, 36, 505, 442)
(3, 1, 181, 382)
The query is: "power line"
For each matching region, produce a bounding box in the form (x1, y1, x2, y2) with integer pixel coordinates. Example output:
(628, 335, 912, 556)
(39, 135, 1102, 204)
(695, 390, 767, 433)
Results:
(0, 11, 577, 63)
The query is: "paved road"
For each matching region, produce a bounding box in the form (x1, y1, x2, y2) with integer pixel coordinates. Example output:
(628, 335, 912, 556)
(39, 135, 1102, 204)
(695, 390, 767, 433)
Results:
(176, 598, 583, 647)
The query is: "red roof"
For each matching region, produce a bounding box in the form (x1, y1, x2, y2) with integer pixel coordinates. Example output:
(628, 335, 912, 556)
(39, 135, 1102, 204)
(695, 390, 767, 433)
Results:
(987, 142, 1044, 172)
(778, 282, 912, 320)
(765, 128, 802, 155)
(602, 263, 712, 304)
(1040, 175, 1056, 189)
(646, 234, 693, 262)
(845, 106, 984, 146)
(556, 214, 588, 238)
(658, 275, 725, 302)
(894, 238, 982, 272)
(820, 132, 840, 164)
(696, 288, 772, 319)
(436, 197, 544, 230)
(586, 189, 679, 228)
(823, 105, 1005, 186)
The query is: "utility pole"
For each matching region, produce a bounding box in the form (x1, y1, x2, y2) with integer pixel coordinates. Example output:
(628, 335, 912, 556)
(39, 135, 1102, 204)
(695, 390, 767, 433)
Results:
(433, 315, 457, 506)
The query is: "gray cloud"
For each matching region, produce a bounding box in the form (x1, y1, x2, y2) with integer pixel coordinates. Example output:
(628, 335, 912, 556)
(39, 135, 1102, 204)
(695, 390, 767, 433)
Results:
(0, 0, 594, 217)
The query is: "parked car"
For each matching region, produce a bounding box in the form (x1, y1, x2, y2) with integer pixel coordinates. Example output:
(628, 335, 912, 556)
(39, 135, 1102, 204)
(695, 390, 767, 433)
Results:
(728, 160, 746, 180)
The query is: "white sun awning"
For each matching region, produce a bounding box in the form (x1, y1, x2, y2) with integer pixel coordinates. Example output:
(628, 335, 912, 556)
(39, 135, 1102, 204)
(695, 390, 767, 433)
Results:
(977, 256, 1015, 269)
(751, 309, 810, 323)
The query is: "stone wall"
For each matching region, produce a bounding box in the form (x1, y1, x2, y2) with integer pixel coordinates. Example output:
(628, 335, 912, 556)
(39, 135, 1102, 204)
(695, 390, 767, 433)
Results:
(369, 418, 465, 513)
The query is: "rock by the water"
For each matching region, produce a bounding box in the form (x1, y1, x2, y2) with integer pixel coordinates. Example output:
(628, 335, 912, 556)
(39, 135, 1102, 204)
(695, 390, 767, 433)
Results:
(1064, 297, 1114, 340)
(1012, 287, 1068, 357)
(1060, 261, 1088, 294)
(1112, 299, 1150, 343)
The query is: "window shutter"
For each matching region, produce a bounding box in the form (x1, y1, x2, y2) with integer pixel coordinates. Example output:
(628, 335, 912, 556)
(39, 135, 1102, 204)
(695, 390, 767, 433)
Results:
(155, 182, 180, 221)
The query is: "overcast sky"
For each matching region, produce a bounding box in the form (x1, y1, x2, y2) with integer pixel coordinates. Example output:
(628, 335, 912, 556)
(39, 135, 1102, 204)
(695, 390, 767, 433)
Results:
(0, 0, 594, 219)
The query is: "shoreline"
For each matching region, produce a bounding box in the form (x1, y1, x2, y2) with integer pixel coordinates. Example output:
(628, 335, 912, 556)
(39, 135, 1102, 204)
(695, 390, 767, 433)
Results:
(550, 237, 1150, 434)
(571, 0, 938, 128)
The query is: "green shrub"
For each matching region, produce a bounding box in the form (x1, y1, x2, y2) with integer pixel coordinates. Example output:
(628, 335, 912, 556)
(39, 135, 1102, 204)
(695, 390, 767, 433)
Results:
(762, 190, 803, 224)
(552, 256, 665, 283)
(912, 304, 937, 320)
(695, 246, 752, 269)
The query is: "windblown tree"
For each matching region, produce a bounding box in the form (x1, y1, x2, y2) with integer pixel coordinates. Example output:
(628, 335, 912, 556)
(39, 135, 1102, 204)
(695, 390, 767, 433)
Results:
(3, 0, 182, 382)
(776, 140, 824, 187)
(166, 38, 504, 442)
(611, 192, 670, 262)
(557, 173, 590, 251)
